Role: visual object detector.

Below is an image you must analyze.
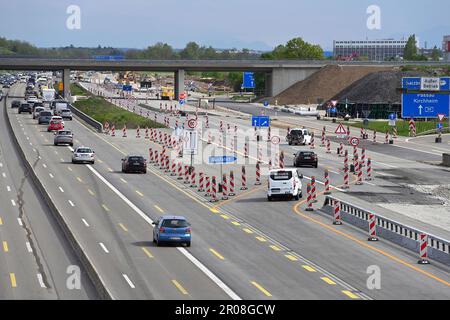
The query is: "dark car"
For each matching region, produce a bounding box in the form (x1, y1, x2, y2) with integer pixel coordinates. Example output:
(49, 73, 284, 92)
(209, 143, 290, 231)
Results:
(11, 100, 21, 108)
(286, 129, 305, 146)
(38, 110, 53, 124)
(18, 103, 32, 114)
(293, 151, 318, 168)
(121, 155, 147, 173)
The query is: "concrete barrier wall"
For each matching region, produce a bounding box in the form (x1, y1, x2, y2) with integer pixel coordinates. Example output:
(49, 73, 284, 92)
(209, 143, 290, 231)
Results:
(322, 196, 450, 266)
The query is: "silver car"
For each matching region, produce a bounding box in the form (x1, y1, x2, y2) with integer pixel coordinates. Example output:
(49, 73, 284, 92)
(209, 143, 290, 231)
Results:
(54, 130, 73, 146)
(72, 146, 95, 164)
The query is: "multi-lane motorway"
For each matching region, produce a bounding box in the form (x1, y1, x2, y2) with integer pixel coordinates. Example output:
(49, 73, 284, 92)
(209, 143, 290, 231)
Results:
(2, 82, 450, 300)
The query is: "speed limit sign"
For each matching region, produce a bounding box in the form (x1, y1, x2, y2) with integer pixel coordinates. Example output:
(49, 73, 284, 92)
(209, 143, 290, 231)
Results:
(349, 137, 360, 147)
(187, 119, 197, 129)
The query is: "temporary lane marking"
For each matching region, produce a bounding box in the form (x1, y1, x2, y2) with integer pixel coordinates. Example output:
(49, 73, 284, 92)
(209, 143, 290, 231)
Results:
(220, 214, 230, 220)
(251, 281, 272, 297)
(154, 205, 164, 213)
(87, 189, 95, 196)
(285, 254, 298, 261)
(302, 265, 317, 272)
(209, 248, 225, 260)
(122, 274, 135, 289)
(83, 158, 240, 299)
(25, 242, 32, 253)
(97, 159, 104, 163)
(49, 173, 54, 179)
(37, 274, 46, 288)
(6, 186, 11, 192)
(42, 164, 47, 168)
(58, 187, 64, 193)
(172, 280, 188, 295)
(255, 236, 267, 242)
(242, 228, 253, 234)
(231, 221, 240, 226)
(3, 241, 9, 252)
(67, 166, 73, 172)
(135, 190, 144, 197)
(118, 223, 128, 232)
(270, 245, 281, 252)
(342, 290, 359, 299)
(76, 177, 83, 183)
(10, 273, 17, 288)
(82, 219, 90, 227)
(17, 218, 22, 226)
(68, 200, 75, 207)
(107, 168, 113, 172)
(0, 217, 2, 225)
(102, 204, 110, 212)
(2, 172, 6, 178)
(99, 242, 109, 253)
(120, 178, 127, 184)
(60, 158, 64, 162)
(321, 277, 337, 285)
(210, 208, 220, 213)
(142, 247, 154, 259)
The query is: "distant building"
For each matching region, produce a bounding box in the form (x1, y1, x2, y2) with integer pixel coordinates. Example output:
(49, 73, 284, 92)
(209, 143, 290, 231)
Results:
(333, 39, 411, 61)
(443, 35, 450, 61)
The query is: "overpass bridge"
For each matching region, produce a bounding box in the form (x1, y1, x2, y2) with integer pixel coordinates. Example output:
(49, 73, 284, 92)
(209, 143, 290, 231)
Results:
(0, 58, 447, 99)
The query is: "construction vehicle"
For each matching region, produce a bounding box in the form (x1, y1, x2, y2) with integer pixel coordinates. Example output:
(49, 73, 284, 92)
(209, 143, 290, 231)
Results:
(161, 86, 174, 100)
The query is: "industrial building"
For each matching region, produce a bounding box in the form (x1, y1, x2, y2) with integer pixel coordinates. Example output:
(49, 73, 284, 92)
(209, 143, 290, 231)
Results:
(333, 39, 410, 61)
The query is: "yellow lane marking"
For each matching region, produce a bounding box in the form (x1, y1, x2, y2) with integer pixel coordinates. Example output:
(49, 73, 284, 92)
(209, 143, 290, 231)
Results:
(102, 204, 110, 212)
(256, 236, 267, 242)
(342, 290, 359, 299)
(10, 273, 16, 288)
(3, 241, 9, 252)
(210, 208, 220, 213)
(251, 281, 272, 297)
(302, 265, 317, 272)
(220, 214, 230, 220)
(242, 228, 253, 234)
(172, 280, 188, 295)
(76, 177, 83, 183)
(87, 189, 95, 196)
(270, 245, 281, 251)
(209, 248, 225, 260)
(321, 277, 337, 285)
(0, 217, 3, 225)
(118, 223, 128, 232)
(231, 221, 240, 226)
(213, 185, 264, 209)
(154, 205, 164, 213)
(97, 159, 104, 163)
(120, 178, 127, 184)
(142, 247, 154, 258)
(136, 190, 144, 197)
(285, 254, 298, 261)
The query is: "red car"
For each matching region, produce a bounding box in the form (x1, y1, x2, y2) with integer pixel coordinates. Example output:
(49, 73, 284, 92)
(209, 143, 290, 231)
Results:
(47, 120, 64, 132)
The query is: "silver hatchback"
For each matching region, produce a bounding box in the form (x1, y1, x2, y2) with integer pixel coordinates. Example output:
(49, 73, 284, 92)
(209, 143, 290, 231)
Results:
(54, 130, 73, 146)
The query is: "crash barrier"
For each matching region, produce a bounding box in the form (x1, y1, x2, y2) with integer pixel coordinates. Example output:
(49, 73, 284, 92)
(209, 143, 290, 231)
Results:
(323, 196, 450, 266)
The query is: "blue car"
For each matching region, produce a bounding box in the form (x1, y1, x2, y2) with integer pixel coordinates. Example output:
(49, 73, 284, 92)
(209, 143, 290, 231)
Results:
(152, 216, 191, 247)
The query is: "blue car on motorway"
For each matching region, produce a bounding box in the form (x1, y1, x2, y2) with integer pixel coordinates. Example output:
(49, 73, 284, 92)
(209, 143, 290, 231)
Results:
(152, 216, 191, 247)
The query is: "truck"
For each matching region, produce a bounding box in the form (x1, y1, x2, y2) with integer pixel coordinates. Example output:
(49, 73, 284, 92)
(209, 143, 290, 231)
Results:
(161, 86, 174, 100)
(42, 88, 55, 102)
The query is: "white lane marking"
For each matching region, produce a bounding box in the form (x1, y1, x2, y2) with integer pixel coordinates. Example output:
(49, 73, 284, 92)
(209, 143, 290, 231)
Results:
(2, 172, 6, 178)
(42, 164, 47, 168)
(84, 163, 241, 300)
(432, 149, 444, 153)
(49, 173, 54, 178)
(99, 242, 109, 253)
(82, 219, 90, 227)
(392, 143, 441, 156)
(17, 218, 23, 226)
(68, 200, 75, 207)
(29, 142, 33, 146)
(329, 170, 340, 175)
(11, 199, 16, 206)
(0, 163, 3, 167)
(6, 186, 11, 192)
(373, 161, 398, 169)
(33, 148, 37, 153)
(37, 274, 46, 288)
(58, 186, 64, 193)
(122, 274, 135, 289)
(26, 242, 33, 253)
(26, 136, 29, 140)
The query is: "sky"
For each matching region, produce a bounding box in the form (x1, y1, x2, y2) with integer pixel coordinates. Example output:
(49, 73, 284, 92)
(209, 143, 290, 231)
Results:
(0, 0, 449, 51)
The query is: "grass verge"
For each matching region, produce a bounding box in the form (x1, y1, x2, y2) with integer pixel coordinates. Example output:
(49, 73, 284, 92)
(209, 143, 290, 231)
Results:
(344, 120, 448, 136)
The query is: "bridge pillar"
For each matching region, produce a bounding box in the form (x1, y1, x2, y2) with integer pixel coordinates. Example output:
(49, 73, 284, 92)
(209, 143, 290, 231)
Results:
(265, 72, 273, 98)
(268, 67, 322, 97)
(63, 68, 71, 100)
(174, 69, 185, 101)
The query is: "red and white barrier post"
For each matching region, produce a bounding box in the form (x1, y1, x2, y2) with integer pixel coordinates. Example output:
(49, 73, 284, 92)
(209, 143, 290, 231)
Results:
(211, 176, 218, 202)
(205, 176, 210, 197)
(111, 124, 116, 137)
(198, 172, 204, 192)
(339, 143, 344, 157)
(310, 132, 315, 149)
(145, 127, 149, 139)
(311, 176, 317, 202)
(222, 174, 228, 200)
(229, 171, 235, 196)
(241, 166, 248, 190)
(343, 163, 350, 189)
(177, 162, 183, 180)
(244, 142, 249, 158)
(171, 160, 177, 176)
(136, 126, 141, 138)
(255, 162, 261, 185)
(333, 200, 342, 225)
(373, 130, 377, 144)
(154, 150, 159, 167)
(279, 151, 285, 169)
(366, 157, 372, 181)
(305, 183, 314, 212)
(368, 214, 378, 241)
(326, 139, 331, 154)
(190, 167, 197, 188)
(149, 148, 154, 163)
(184, 165, 189, 184)
(122, 125, 127, 138)
(324, 170, 331, 195)
(418, 234, 430, 264)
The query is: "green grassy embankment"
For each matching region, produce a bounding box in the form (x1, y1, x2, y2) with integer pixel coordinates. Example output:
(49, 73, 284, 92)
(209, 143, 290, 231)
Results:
(344, 120, 448, 136)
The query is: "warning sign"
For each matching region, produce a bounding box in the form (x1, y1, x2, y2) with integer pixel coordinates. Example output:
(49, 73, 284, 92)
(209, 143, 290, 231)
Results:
(335, 123, 347, 135)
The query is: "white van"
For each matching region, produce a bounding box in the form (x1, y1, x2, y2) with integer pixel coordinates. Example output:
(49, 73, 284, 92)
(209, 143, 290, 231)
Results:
(267, 169, 303, 201)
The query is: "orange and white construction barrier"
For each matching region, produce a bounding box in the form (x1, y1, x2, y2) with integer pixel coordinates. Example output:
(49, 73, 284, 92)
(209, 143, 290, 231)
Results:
(368, 214, 378, 241)
(136, 126, 141, 138)
(366, 157, 372, 181)
(373, 130, 377, 144)
(333, 200, 342, 225)
(255, 162, 261, 185)
(111, 124, 116, 137)
(149, 148, 154, 163)
(418, 234, 430, 264)
(229, 171, 235, 196)
(324, 170, 331, 195)
(326, 139, 331, 154)
(145, 127, 149, 139)
(311, 176, 317, 202)
(205, 176, 210, 196)
(122, 125, 127, 138)
(190, 167, 196, 188)
(305, 183, 314, 212)
(198, 172, 204, 192)
(222, 174, 228, 200)
(184, 165, 189, 184)
(211, 176, 218, 202)
(279, 151, 285, 169)
(241, 166, 248, 190)
(310, 132, 315, 149)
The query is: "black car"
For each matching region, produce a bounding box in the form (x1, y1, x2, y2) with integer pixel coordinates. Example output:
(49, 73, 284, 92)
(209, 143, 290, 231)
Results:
(122, 156, 147, 173)
(18, 103, 32, 114)
(293, 151, 318, 168)
(38, 111, 53, 124)
(11, 100, 21, 108)
(286, 129, 305, 146)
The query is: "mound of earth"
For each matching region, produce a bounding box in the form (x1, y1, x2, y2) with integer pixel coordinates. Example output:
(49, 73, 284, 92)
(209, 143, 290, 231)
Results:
(271, 65, 393, 105)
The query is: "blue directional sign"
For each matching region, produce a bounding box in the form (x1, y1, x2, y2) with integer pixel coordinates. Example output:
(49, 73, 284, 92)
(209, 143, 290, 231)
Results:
(437, 122, 444, 130)
(179, 99, 185, 105)
(208, 156, 238, 164)
(388, 113, 397, 120)
(402, 77, 450, 91)
(93, 55, 125, 61)
(251, 116, 270, 127)
(242, 72, 255, 89)
(122, 85, 132, 92)
(263, 101, 269, 107)
(402, 93, 450, 118)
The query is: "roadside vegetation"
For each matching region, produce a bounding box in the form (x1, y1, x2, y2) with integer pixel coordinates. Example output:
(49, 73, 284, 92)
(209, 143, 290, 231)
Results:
(72, 85, 164, 129)
(70, 83, 90, 96)
(344, 120, 448, 136)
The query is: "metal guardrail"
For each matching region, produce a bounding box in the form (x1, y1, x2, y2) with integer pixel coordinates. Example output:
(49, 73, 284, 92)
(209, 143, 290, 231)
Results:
(323, 195, 450, 265)
(68, 103, 103, 133)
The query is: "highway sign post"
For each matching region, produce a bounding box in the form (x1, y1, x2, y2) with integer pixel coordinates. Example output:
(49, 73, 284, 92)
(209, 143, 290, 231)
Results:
(349, 137, 360, 147)
(242, 72, 255, 89)
(209, 155, 237, 184)
(183, 129, 198, 168)
(335, 123, 347, 138)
